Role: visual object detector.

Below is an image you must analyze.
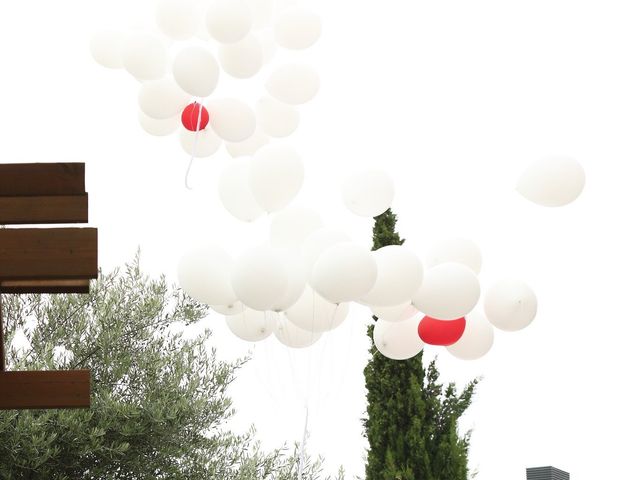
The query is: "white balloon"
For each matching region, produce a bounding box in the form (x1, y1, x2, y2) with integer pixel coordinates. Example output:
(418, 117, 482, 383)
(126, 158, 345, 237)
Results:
(286, 286, 349, 333)
(218, 157, 265, 222)
(179, 128, 222, 157)
(208, 98, 256, 142)
(249, 144, 304, 212)
(172, 46, 219, 97)
(374, 317, 424, 361)
(226, 308, 277, 342)
(300, 228, 350, 276)
(275, 316, 322, 348)
(138, 111, 178, 136)
(484, 279, 537, 332)
(371, 302, 418, 323)
(270, 207, 323, 249)
(122, 32, 167, 80)
(311, 243, 377, 303)
(256, 96, 299, 138)
(138, 78, 189, 120)
(90, 30, 124, 69)
(155, 0, 199, 40)
(219, 34, 263, 79)
(206, 0, 253, 43)
(272, 252, 307, 312)
(225, 129, 270, 157)
(360, 246, 423, 306)
(447, 311, 494, 360)
(178, 243, 236, 306)
(212, 301, 245, 315)
(425, 238, 482, 274)
(274, 6, 321, 50)
(342, 170, 394, 217)
(412, 263, 480, 320)
(231, 246, 288, 311)
(517, 157, 586, 207)
(266, 63, 320, 105)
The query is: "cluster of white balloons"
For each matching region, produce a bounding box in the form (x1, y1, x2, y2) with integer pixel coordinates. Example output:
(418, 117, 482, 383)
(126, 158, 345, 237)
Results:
(178, 162, 402, 348)
(90, 0, 321, 159)
(91, 1, 552, 363)
(372, 239, 538, 361)
(174, 113, 541, 361)
(176, 151, 584, 362)
(178, 186, 538, 360)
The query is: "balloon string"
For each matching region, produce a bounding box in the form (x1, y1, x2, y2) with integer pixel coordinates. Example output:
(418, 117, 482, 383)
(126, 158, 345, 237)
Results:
(184, 100, 204, 190)
(232, 308, 280, 407)
(280, 310, 314, 478)
(323, 307, 356, 405)
(250, 314, 280, 407)
(184, 157, 195, 190)
(283, 312, 306, 404)
(297, 404, 309, 480)
(307, 293, 315, 396)
(311, 292, 327, 400)
(316, 303, 341, 405)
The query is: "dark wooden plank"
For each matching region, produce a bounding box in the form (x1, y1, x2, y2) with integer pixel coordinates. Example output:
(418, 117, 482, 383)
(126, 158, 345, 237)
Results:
(0, 370, 90, 409)
(0, 163, 85, 197)
(0, 228, 98, 280)
(0, 279, 90, 294)
(0, 194, 88, 224)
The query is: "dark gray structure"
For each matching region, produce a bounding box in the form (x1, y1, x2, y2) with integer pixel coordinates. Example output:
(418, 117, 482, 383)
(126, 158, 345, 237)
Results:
(526, 466, 570, 480)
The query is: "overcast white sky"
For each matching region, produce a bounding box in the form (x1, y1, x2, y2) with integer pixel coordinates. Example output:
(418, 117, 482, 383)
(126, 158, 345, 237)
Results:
(2, 0, 640, 478)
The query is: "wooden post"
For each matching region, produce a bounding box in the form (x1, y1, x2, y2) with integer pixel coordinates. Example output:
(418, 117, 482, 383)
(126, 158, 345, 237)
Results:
(0, 162, 97, 410)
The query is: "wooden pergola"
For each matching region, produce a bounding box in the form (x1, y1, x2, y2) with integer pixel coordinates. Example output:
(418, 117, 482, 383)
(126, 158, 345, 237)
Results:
(0, 163, 98, 409)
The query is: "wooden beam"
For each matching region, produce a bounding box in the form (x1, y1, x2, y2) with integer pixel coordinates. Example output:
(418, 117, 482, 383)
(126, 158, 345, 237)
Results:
(0, 279, 90, 294)
(0, 194, 88, 225)
(0, 163, 85, 197)
(0, 228, 98, 280)
(0, 370, 90, 409)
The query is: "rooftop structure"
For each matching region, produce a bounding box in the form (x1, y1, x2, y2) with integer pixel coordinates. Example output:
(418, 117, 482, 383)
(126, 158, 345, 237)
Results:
(526, 466, 570, 480)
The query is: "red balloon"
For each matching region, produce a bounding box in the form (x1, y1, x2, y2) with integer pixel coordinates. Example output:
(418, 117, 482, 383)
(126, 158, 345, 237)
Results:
(181, 102, 210, 131)
(418, 315, 466, 346)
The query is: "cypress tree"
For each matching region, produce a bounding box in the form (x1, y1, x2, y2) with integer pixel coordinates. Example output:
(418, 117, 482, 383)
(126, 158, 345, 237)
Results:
(364, 209, 478, 480)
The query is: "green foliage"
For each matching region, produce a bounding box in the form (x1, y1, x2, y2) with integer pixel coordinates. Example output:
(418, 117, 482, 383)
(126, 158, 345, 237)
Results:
(0, 254, 337, 480)
(371, 209, 405, 251)
(364, 210, 478, 480)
